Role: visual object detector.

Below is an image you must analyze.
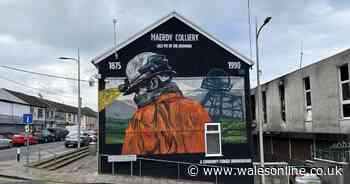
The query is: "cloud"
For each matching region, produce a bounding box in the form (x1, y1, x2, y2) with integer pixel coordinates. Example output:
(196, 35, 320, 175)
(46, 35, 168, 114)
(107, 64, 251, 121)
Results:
(0, 0, 349, 110)
(245, 0, 350, 85)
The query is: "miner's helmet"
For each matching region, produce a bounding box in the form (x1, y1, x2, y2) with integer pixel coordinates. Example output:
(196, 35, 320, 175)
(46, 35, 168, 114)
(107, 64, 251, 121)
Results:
(201, 68, 233, 91)
(118, 52, 176, 95)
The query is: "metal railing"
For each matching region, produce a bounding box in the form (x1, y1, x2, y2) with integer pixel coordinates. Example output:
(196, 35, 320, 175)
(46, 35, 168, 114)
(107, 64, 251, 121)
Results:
(101, 155, 292, 184)
(36, 147, 57, 164)
(253, 162, 289, 184)
(102, 155, 221, 183)
(315, 149, 350, 162)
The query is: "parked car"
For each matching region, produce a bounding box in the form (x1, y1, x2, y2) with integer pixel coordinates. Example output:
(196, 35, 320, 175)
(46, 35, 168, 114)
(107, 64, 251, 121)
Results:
(88, 134, 97, 142)
(84, 131, 97, 142)
(290, 165, 322, 184)
(81, 132, 96, 143)
(11, 134, 38, 146)
(0, 135, 12, 148)
(47, 127, 69, 141)
(0, 132, 14, 139)
(35, 129, 56, 143)
(64, 135, 89, 148)
(291, 173, 322, 184)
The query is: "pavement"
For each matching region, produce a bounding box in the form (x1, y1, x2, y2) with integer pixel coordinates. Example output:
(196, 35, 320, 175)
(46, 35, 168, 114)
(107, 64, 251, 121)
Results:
(0, 143, 287, 184)
(0, 141, 69, 162)
(0, 144, 211, 184)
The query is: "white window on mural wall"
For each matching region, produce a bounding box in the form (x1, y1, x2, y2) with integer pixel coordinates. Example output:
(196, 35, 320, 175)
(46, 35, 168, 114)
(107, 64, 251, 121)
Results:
(303, 77, 312, 121)
(340, 64, 350, 118)
(205, 123, 222, 157)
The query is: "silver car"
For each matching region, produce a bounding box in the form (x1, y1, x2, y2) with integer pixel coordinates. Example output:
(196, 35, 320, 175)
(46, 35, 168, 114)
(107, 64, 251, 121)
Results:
(295, 174, 322, 184)
(0, 135, 12, 148)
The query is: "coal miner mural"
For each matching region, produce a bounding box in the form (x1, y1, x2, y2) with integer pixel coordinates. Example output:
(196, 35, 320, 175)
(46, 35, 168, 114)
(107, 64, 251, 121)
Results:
(93, 12, 254, 183)
(118, 52, 211, 155)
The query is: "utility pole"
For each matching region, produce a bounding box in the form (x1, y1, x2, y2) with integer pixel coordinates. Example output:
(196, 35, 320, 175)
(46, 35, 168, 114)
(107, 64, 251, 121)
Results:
(256, 16, 272, 184)
(77, 48, 81, 149)
(113, 18, 117, 47)
(248, 0, 253, 60)
(58, 48, 81, 149)
(299, 41, 304, 69)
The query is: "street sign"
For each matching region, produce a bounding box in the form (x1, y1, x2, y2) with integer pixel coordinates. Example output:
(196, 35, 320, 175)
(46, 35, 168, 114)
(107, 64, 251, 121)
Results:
(23, 115, 32, 172)
(24, 125, 32, 133)
(108, 155, 137, 162)
(23, 114, 33, 124)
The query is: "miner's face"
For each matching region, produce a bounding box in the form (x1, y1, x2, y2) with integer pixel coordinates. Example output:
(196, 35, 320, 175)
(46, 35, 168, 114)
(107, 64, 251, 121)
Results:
(135, 76, 160, 96)
(136, 86, 148, 96)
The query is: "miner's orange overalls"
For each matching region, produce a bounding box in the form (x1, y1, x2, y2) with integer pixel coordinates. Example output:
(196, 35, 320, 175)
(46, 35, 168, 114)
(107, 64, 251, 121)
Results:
(122, 92, 211, 155)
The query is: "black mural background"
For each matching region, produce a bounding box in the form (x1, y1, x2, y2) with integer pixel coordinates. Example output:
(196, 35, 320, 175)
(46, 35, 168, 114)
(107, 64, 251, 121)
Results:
(95, 15, 254, 184)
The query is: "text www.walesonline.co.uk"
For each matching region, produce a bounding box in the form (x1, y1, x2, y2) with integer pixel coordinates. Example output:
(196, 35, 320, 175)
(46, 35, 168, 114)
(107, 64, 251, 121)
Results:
(187, 165, 343, 177)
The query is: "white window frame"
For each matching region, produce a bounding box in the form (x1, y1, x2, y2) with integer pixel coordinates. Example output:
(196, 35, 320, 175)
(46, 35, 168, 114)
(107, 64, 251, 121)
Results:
(50, 110, 54, 118)
(262, 91, 268, 124)
(339, 63, 350, 119)
(37, 108, 44, 119)
(205, 123, 222, 157)
(278, 82, 286, 122)
(303, 77, 312, 110)
(303, 77, 312, 122)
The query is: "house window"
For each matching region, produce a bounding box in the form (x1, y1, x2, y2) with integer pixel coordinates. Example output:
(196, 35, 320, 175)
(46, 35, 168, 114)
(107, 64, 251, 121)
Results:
(0, 101, 11, 116)
(303, 77, 312, 121)
(205, 123, 222, 157)
(262, 91, 267, 123)
(279, 82, 286, 122)
(340, 64, 350, 118)
(250, 95, 256, 121)
(38, 109, 43, 119)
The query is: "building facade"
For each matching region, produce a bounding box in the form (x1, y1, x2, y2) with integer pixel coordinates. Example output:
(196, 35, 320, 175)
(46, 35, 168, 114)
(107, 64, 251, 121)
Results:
(81, 107, 98, 131)
(0, 89, 31, 133)
(250, 49, 350, 162)
(92, 12, 253, 184)
(0, 88, 97, 134)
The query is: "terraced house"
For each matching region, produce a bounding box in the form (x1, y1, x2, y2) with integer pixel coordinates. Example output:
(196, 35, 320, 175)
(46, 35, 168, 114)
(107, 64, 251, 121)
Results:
(0, 88, 97, 134)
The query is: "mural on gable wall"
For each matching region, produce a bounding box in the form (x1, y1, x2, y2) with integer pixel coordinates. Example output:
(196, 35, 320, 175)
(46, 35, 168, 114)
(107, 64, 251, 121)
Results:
(102, 52, 247, 155)
(95, 13, 254, 184)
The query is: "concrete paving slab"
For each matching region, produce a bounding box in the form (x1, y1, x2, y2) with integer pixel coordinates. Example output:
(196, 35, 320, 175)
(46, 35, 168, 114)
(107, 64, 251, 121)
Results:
(0, 156, 212, 184)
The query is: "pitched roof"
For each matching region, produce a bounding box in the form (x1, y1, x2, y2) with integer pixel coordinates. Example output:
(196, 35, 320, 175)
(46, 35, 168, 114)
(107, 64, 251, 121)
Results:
(0, 88, 29, 105)
(40, 99, 77, 113)
(4, 89, 49, 108)
(91, 12, 254, 66)
(82, 107, 97, 118)
(4, 89, 97, 117)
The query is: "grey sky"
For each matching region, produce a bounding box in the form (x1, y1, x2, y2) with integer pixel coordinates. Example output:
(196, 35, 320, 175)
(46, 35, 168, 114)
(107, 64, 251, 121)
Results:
(0, 0, 349, 110)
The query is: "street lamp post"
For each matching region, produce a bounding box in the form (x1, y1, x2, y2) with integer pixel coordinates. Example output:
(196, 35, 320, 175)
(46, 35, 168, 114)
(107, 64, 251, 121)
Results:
(255, 16, 271, 184)
(113, 18, 117, 47)
(58, 49, 81, 149)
